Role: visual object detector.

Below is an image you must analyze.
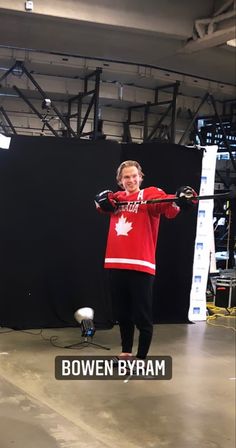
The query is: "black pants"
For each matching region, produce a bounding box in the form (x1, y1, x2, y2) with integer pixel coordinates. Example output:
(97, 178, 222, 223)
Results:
(109, 269, 155, 359)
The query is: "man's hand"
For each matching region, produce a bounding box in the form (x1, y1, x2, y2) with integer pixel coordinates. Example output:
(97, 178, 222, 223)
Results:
(175, 186, 198, 210)
(94, 190, 117, 212)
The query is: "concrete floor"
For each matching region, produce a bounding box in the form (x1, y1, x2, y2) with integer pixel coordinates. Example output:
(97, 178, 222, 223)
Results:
(0, 320, 235, 448)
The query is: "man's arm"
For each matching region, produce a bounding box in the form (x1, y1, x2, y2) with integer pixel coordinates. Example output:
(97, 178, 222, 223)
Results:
(147, 188, 180, 219)
(148, 186, 197, 218)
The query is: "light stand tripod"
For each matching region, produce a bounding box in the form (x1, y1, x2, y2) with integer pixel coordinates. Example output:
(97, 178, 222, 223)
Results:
(65, 307, 111, 351)
(65, 335, 110, 351)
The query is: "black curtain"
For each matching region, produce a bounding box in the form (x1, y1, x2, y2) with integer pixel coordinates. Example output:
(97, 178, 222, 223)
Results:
(121, 143, 203, 322)
(0, 137, 202, 328)
(0, 136, 120, 328)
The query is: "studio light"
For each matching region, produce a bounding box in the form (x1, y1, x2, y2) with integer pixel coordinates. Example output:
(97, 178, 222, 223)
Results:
(74, 307, 96, 338)
(42, 98, 52, 110)
(64, 307, 110, 350)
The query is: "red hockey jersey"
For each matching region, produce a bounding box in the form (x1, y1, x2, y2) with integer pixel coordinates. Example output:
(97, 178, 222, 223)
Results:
(104, 187, 180, 275)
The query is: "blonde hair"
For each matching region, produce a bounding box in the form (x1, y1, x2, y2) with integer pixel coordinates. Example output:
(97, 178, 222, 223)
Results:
(116, 160, 144, 188)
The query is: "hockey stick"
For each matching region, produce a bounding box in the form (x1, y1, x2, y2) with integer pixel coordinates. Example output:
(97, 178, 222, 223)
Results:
(116, 191, 235, 207)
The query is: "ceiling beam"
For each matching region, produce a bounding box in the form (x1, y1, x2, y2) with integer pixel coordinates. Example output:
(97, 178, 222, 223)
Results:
(181, 1, 236, 52)
(181, 25, 235, 52)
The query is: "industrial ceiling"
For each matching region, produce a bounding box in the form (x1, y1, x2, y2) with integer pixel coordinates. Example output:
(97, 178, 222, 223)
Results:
(0, 0, 235, 140)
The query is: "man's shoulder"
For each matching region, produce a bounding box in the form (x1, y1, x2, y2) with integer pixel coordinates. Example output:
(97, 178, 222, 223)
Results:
(113, 190, 126, 199)
(144, 186, 158, 193)
(144, 186, 165, 197)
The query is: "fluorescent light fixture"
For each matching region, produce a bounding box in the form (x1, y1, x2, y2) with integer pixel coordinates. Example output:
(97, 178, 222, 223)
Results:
(0, 93, 18, 97)
(226, 39, 236, 47)
(0, 133, 11, 149)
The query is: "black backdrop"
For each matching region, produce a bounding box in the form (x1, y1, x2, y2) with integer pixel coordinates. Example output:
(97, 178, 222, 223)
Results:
(0, 136, 202, 328)
(121, 143, 203, 322)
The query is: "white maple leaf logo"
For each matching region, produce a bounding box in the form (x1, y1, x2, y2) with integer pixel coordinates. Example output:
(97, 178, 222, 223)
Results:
(115, 214, 133, 236)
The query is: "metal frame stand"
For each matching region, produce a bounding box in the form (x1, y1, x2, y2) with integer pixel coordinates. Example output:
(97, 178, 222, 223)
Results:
(123, 81, 180, 143)
(67, 67, 102, 139)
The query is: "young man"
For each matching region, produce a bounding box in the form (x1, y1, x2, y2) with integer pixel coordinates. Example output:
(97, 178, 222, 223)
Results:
(95, 160, 196, 360)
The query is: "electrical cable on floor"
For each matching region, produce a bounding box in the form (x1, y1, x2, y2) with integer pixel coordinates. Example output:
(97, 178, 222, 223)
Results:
(207, 304, 236, 316)
(0, 329, 14, 334)
(206, 304, 236, 331)
(0, 327, 68, 348)
(41, 334, 64, 348)
(39, 330, 77, 348)
(40, 330, 103, 350)
(40, 332, 74, 349)
(207, 318, 236, 331)
(0, 327, 106, 350)
(0, 328, 43, 335)
(20, 329, 43, 335)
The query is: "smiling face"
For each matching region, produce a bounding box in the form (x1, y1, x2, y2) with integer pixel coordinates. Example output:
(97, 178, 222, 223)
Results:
(120, 165, 142, 195)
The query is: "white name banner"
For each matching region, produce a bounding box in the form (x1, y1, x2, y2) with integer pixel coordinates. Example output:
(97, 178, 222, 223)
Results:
(188, 145, 218, 321)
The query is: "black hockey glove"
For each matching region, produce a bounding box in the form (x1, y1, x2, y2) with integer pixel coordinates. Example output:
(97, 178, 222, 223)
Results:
(175, 186, 198, 210)
(94, 190, 117, 212)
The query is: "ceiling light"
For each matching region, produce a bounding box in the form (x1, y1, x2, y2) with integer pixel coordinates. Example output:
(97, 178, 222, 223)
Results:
(226, 39, 236, 47)
(0, 133, 11, 149)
